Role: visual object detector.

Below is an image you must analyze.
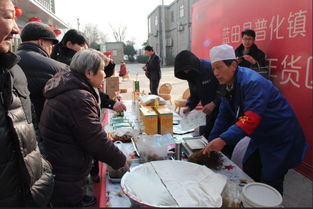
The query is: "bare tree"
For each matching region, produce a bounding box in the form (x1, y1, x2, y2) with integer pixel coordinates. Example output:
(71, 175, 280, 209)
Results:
(82, 23, 107, 46)
(109, 24, 127, 42)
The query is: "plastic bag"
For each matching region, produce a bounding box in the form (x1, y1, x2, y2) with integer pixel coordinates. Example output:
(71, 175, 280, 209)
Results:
(114, 127, 140, 137)
(111, 127, 140, 142)
(221, 179, 241, 208)
(139, 95, 166, 106)
(135, 134, 175, 163)
(108, 141, 133, 179)
(114, 141, 132, 159)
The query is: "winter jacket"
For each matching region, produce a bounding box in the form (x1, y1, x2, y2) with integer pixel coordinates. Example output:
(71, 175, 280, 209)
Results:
(51, 44, 76, 65)
(0, 52, 54, 207)
(145, 53, 161, 80)
(209, 66, 308, 181)
(175, 57, 220, 110)
(119, 63, 127, 76)
(39, 70, 126, 205)
(16, 42, 68, 123)
(235, 43, 268, 79)
(175, 50, 220, 138)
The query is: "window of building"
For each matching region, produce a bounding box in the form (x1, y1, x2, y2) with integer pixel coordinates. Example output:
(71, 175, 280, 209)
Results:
(148, 17, 151, 33)
(171, 10, 175, 23)
(179, 5, 184, 18)
(155, 15, 158, 26)
(35, 0, 53, 12)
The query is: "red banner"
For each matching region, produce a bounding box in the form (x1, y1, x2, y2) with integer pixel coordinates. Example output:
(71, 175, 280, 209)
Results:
(192, 0, 312, 178)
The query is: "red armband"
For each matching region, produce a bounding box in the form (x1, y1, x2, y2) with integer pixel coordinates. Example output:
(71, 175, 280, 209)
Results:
(236, 111, 261, 135)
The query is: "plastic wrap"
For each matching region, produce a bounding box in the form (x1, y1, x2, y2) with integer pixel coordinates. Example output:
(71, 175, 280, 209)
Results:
(135, 134, 175, 163)
(138, 95, 166, 106)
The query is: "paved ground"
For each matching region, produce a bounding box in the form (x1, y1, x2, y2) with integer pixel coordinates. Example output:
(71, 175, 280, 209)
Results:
(113, 63, 312, 207)
(117, 63, 188, 102)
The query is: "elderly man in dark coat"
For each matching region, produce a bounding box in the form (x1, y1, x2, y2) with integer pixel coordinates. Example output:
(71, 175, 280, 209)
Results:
(0, 0, 54, 206)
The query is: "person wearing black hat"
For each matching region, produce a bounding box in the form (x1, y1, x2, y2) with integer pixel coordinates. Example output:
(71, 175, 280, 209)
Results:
(174, 50, 220, 140)
(16, 22, 68, 156)
(16, 22, 68, 123)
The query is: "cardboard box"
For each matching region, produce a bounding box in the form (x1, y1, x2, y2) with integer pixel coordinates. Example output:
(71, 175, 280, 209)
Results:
(140, 106, 158, 135)
(155, 106, 173, 135)
(106, 76, 119, 98)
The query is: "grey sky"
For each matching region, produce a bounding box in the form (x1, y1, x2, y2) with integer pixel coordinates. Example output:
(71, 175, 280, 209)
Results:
(54, 0, 175, 48)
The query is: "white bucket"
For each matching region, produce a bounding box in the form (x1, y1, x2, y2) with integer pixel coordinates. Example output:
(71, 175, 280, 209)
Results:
(241, 183, 283, 207)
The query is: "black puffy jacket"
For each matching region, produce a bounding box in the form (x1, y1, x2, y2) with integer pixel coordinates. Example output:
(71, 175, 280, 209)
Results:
(16, 42, 68, 123)
(51, 44, 76, 65)
(0, 52, 54, 207)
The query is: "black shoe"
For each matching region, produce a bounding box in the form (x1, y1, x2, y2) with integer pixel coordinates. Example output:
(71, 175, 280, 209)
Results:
(81, 195, 97, 207)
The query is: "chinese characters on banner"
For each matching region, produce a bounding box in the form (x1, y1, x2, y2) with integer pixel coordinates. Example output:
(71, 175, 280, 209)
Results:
(220, 10, 311, 89)
(192, 0, 312, 178)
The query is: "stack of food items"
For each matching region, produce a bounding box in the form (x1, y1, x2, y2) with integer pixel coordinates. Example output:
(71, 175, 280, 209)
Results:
(110, 117, 134, 143)
(138, 95, 173, 135)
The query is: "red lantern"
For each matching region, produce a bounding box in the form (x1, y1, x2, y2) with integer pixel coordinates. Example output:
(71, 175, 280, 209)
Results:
(28, 17, 42, 22)
(15, 6, 23, 17)
(54, 29, 62, 36)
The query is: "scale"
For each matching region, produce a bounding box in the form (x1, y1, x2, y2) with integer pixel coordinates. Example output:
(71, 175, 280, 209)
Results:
(181, 136, 208, 157)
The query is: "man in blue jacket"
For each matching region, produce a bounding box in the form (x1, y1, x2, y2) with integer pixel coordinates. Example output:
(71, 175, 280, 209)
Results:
(174, 50, 220, 139)
(203, 44, 308, 194)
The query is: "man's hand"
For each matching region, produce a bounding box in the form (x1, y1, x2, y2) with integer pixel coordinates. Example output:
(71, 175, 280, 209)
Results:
(142, 66, 147, 71)
(202, 102, 216, 115)
(113, 101, 126, 112)
(202, 137, 226, 155)
(242, 55, 257, 64)
(182, 106, 191, 115)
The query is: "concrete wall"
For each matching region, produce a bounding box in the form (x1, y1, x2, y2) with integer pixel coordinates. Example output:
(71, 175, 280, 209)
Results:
(105, 42, 125, 64)
(147, 6, 162, 57)
(147, 0, 199, 65)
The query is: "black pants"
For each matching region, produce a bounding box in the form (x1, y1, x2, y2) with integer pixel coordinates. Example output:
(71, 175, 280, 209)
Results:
(243, 150, 286, 195)
(149, 79, 160, 95)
